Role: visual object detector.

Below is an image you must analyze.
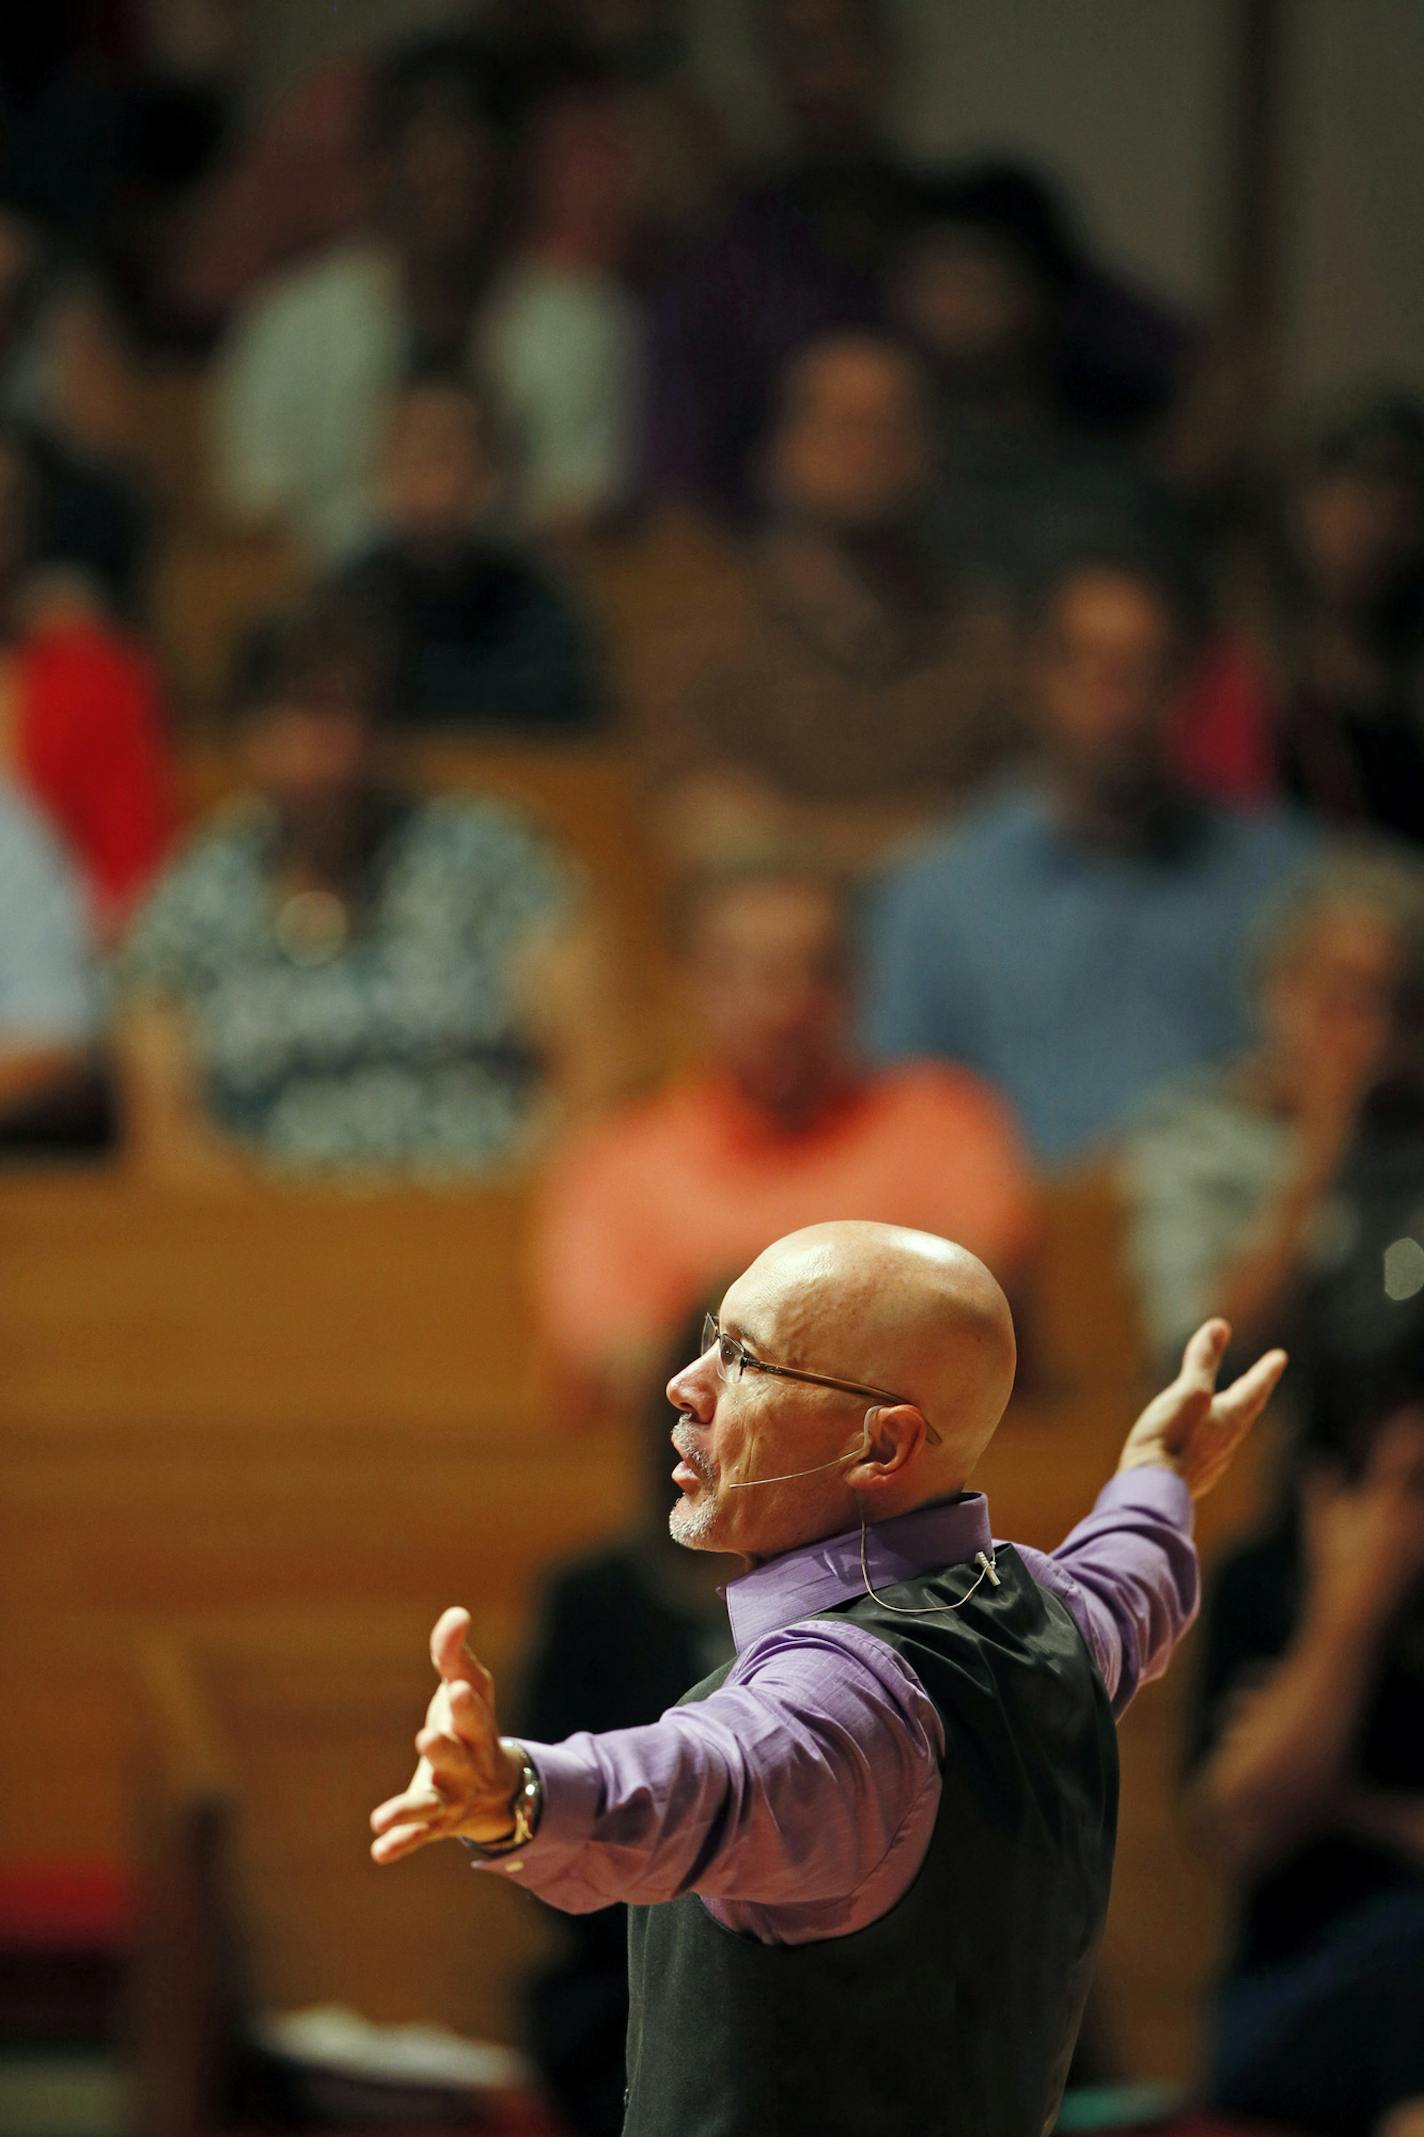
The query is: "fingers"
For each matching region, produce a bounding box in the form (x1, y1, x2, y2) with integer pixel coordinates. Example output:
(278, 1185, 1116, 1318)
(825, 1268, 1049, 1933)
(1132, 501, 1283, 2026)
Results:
(371, 1819, 444, 1866)
(430, 1606, 472, 1679)
(1178, 1318, 1231, 1393)
(1217, 1347, 1288, 1430)
(371, 1783, 445, 1837)
(430, 1606, 495, 1700)
(370, 1766, 451, 1864)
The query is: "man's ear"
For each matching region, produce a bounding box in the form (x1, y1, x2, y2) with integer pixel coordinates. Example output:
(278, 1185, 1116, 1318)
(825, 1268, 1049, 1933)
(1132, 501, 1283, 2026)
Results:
(853, 1402, 924, 1485)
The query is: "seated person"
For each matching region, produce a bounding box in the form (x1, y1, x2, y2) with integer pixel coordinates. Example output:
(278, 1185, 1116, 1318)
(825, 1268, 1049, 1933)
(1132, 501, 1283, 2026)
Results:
(0, 210, 151, 615)
(211, 36, 638, 559)
(644, 333, 1019, 871)
(639, 0, 916, 522)
(535, 855, 1037, 1407)
(1174, 394, 1424, 848)
(518, 1307, 735, 2137)
(1189, 1395, 1424, 2137)
(331, 372, 602, 732)
(1122, 846, 1424, 1369)
(0, 423, 173, 942)
(865, 550, 1314, 1164)
(0, 778, 105, 1152)
(892, 166, 1187, 600)
(114, 594, 610, 1182)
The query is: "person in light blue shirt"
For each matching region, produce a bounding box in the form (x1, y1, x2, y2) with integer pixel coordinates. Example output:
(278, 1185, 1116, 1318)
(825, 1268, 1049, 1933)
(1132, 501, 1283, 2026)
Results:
(0, 777, 99, 1141)
(864, 552, 1315, 1164)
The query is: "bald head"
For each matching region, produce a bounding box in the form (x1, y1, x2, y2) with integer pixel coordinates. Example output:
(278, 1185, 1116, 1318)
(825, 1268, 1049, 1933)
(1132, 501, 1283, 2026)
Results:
(667, 1220, 1017, 1565)
(735, 1222, 1017, 1493)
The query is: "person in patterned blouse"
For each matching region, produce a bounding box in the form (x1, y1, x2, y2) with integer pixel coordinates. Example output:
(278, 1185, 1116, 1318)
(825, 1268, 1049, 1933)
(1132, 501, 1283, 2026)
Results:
(114, 594, 610, 1180)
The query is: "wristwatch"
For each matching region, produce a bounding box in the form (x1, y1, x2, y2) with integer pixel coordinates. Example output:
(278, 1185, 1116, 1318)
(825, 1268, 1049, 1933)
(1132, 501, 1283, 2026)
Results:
(460, 1741, 542, 1860)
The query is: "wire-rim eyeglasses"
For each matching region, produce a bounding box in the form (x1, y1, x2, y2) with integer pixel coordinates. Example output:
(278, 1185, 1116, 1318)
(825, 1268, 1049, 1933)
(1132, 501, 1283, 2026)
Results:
(700, 1312, 943, 1447)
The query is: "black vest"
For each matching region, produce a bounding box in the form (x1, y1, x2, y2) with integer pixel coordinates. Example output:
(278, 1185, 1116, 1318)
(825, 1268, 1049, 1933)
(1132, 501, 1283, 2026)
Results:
(623, 1544, 1118, 2137)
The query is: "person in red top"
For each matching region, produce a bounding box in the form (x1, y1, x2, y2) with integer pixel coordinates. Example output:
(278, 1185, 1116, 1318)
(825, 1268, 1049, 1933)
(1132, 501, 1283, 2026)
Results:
(534, 856, 1038, 1410)
(0, 425, 173, 940)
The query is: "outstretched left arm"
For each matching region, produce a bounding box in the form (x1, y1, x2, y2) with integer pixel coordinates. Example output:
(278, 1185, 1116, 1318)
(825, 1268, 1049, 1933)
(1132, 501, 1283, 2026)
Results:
(1019, 1321, 1287, 1718)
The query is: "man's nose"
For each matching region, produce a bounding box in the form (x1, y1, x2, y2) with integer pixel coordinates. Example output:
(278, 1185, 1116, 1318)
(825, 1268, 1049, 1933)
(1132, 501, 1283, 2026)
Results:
(667, 1355, 715, 1423)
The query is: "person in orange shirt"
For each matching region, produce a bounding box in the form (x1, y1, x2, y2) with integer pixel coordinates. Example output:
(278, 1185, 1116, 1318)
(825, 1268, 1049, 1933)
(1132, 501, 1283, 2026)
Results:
(534, 857, 1038, 1410)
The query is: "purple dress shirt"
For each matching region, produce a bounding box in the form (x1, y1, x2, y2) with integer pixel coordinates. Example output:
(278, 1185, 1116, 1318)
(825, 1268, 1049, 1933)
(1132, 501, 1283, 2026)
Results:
(474, 1467, 1197, 1945)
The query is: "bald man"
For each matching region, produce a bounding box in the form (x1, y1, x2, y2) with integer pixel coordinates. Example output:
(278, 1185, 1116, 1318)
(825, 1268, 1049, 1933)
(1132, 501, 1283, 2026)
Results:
(371, 1222, 1285, 2137)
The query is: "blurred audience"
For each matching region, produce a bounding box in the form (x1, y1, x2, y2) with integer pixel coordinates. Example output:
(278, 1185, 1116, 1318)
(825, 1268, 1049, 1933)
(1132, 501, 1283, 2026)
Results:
(536, 856, 1037, 1407)
(507, 0, 730, 248)
(1177, 394, 1424, 844)
(0, 211, 151, 614)
(639, 7, 1205, 524)
(212, 35, 637, 559)
(646, 333, 1017, 868)
(211, 37, 512, 561)
(519, 1306, 734, 2137)
(893, 166, 1187, 600)
(865, 551, 1313, 1164)
(159, 51, 378, 338)
(641, 0, 915, 519)
(332, 373, 602, 731)
(0, 777, 104, 1153)
(1189, 1403, 1424, 2137)
(479, 84, 644, 532)
(1123, 848, 1424, 1368)
(0, 425, 173, 941)
(114, 595, 611, 1182)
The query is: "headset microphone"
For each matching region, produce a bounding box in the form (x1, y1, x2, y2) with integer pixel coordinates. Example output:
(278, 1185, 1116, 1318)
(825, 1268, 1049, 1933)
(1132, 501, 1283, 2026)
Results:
(724, 1409, 878, 1488)
(684, 1407, 1002, 1614)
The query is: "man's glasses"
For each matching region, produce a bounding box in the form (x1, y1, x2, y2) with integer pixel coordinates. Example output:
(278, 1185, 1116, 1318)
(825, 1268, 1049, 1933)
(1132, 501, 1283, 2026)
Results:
(700, 1313, 943, 1446)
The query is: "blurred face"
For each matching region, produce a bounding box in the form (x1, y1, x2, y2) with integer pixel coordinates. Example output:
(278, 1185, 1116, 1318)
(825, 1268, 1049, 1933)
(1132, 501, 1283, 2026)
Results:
(665, 1249, 872, 1562)
(1294, 469, 1422, 607)
(895, 226, 1046, 387)
(689, 880, 853, 1120)
(388, 93, 497, 253)
(1263, 902, 1404, 1091)
(766, 0, 886, 157)
(242, 674, 380, 822)
(526, 92, 640, 268)
(774, 344, 931, 533)
(380, 386, 498, 545)
(1031, 569, 1184, 798)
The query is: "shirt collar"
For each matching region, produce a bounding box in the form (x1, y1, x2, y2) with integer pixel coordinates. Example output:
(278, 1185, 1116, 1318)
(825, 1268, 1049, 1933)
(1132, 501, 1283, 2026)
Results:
(722, 1492, 993, 1653)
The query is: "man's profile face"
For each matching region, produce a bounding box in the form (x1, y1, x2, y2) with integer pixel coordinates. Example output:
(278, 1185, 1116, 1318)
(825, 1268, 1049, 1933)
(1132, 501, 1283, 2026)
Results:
(665, 1257, 869, 1565)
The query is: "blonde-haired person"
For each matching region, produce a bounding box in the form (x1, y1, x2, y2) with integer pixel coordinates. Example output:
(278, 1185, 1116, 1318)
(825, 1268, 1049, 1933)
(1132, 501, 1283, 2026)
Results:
(1122, 843, 1424, 1370)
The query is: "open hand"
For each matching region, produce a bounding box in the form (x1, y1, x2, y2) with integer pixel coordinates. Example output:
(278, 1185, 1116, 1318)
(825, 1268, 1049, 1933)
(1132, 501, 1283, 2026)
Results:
(369, 1607, 523, 1865)
(1117, 1319, 1287, 1499)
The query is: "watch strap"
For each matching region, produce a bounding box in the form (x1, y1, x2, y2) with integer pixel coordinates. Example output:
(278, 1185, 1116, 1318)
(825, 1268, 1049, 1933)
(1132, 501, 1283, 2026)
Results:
(459, 1741, 542, 1859)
